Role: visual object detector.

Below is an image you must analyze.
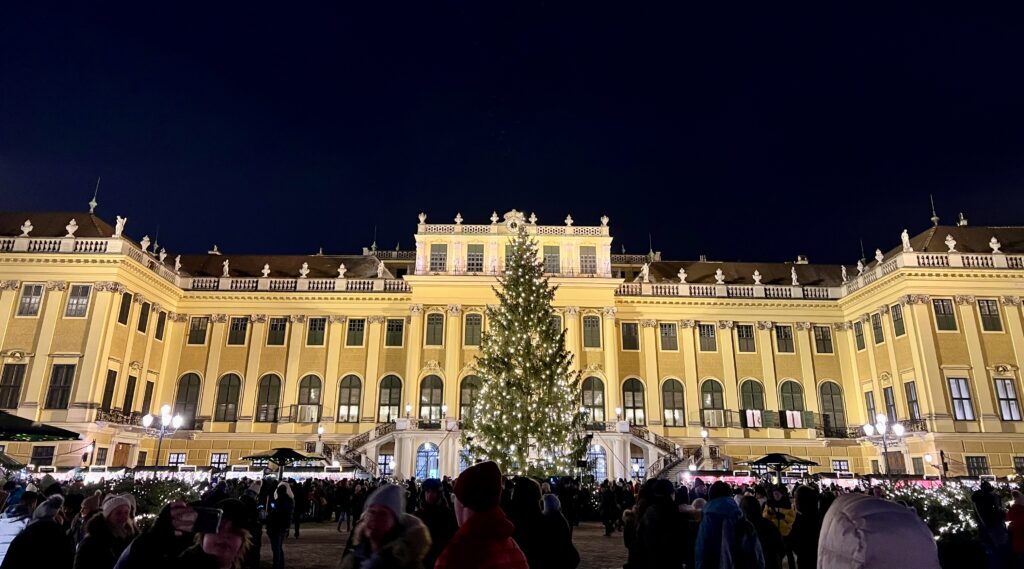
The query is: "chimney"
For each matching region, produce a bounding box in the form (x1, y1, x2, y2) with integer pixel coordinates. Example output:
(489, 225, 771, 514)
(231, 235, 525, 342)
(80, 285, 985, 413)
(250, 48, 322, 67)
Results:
(796, 255, 809, 264)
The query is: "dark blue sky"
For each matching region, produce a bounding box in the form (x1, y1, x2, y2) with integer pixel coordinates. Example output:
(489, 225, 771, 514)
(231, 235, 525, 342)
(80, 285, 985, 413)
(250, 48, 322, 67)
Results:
(2, 3, 1023, 263)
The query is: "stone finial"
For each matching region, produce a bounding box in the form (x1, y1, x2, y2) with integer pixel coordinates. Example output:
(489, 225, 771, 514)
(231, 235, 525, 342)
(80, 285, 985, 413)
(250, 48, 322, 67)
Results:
(299, 262, 310, 278)
(418, 212, 427, 224)
(174, 255, 181, 274)
(791, 266, 799, 287)
(140, 235, 151, 252)
(454, 212, 463, 225)
(159, 248, 167, 263)
(261, 263, 270, 278)
(337, 263, 347, 279)
(901, 229, 913, 252)
(65, 218, 79, 238)
(600, 215, 609, 227)
(208, 245, 221, 255)
(944, 234, 957, 253)
(841, 265, 848, 283)
(114, 216, 126, 238)
(490, 211, 499, 224)
(677, 267, 687, 283)
(857, 260, 864, 275)
(874, 249, 883, 263)
(639, 263, 650, 283)
(222, 259, 230, 278)
(18, 220, 32, 237)
(377, 259, 386, 278)
(752, 270, 762, 285)
(714, 268, 725, 285)
(529, 212, 537, 224)
(564, 214, 574, 226)
(990, 236, 1002, 254)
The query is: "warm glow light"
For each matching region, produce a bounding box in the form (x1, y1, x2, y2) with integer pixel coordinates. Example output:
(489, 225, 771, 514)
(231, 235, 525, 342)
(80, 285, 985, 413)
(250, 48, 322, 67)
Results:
(171, 415, 183, 429)
(876, 413, 888, 424)
(615, 407, 622, 417)
(700, 429, 709, 439)
(925, 453, 934, 463)
(161, 414, 172, 426)
(863, 423, 875, 436)
(160, 404, 172, 416)
(441, 404, 448, 416)
(142, 414, 154, 428)
(317, 425, 325, 435)
(892, 423, 905, 437)
(85, 443, 94, 453)
(331, 460, 340, 467)
(688, 463, 697, 472)
(875, 422, 887, 435)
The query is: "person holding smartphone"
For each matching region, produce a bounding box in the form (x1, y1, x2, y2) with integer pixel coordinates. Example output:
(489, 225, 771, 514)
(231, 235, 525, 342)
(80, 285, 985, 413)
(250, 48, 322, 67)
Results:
(266, 482, 294, 569)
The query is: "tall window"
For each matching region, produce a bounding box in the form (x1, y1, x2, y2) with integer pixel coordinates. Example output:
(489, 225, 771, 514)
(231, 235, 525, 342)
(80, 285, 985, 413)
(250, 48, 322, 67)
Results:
(581, 377, 605, 423)
(425, 314, 444, 345)
(883, 386, 897, 423)
(978, 299, 1003, 332)
(701, 380, 725, 427)
(117, 291, 132, 324)
(460, 376, 481, 421)
(819, 382, 847, 429)
(267, 318, 288, 345)
(780, 381, 804, 428)
(342, 318, 363, 346)
(622, 379, 645, 425)
(44, 364, 75, 409)
(419, 375, 443, 424)
(736, 325, 756, 352)
(775, 326, 794, 353)
(543, 245, 560, 273)
(905, 381, 921, 420)
(298, 375, 322, 406)
(137, 301, 151, 333)
(227, 317, 248, 345)
(101, 370, 116, 411)
(662, 379, 685, 427)
(891, 304, 906, 337)
(30, 446, 54, 467)
(966, 456, 990, 477)
(17, 284, 43, 317)
(0, 364, 26, 409)
(864, 391, 876, 421)
(378, 375, 402, 422)
(870, 313, 884, 344)
(188, 317, 209, 345)
(464, 314, 482, 346)
(587, 445, 608, 482)
(307, 317, 326, 346)
(583, 316, 601, 348)
(550, 315, 562, 334)
(214, 374, 241, 421)
(122, 375, 137, 412)
(255, 375, 281, 422)
(168, 453, 187, 467)
(698, 324, 717, 352)
(415, 443, 440, 479)
(813, 326, 833, 353)
(338, 375, 361, 423)
(466, 244, 484, 273)
(174, 373, 201, 427)
(949, 377, 975, 420)
(385, 319, 404, 347)
(621, 323, 640, 350)
(740, 381, 765, 410)
(210, 453, 229, 469)
(659, 323, 678, 351)
(995, 378, 1021, 421)
(580, 246, 597, 275)
(142, 381, 154, 414)
(933, 299, 957, 331)
(155, 311, 167, 340)
(64, 285, 91, 317)
(854, 322, 865, 350)
(429, 244, 447, 272)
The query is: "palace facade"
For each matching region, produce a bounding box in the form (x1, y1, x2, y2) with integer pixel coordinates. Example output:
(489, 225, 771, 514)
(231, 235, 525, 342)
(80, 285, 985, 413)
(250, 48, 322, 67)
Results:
(1, 208, 1023, 481)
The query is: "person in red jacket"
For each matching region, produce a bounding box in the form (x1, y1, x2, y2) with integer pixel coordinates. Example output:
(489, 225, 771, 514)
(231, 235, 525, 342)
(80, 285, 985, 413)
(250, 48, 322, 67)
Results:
(434, 461, 528, 569)
(1007, 489, 1024, 564)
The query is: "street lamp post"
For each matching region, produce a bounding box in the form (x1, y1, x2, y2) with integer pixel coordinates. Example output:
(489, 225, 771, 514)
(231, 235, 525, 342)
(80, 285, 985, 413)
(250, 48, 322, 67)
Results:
(142, 404, 183, 470)
(316, 424, 325, 455)
(862, 413, 905, 480)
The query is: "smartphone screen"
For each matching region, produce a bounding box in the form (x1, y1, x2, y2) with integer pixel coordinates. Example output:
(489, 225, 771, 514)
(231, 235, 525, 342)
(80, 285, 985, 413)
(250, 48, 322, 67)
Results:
(191, 507, 223, 534)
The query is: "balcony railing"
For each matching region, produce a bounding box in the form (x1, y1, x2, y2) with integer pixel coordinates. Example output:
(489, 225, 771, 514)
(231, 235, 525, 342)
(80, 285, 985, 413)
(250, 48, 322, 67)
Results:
(96, 409, 143, 426)
(280, 404, 321, 423)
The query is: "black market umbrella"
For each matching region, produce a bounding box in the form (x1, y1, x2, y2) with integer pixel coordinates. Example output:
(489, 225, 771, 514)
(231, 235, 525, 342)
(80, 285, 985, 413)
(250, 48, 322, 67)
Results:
(0, 452, 24, 471)
(242, 448, 325, 481)
(743, 453, 819, 481)
(0, 411, 81, 442)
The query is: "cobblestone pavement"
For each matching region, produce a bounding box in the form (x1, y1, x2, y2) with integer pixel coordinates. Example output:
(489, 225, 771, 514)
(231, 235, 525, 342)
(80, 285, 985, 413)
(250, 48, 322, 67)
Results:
(255, 520, 628, 569)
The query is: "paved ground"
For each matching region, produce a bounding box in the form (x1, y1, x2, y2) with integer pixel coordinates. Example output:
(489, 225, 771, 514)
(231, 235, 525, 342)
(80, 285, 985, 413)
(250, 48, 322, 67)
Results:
(256, 519, 628, 568)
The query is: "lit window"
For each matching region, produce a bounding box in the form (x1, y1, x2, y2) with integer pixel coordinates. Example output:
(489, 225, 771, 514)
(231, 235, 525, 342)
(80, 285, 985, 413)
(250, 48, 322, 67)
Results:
(64, 285, 91, 317)
(949, 377, 975, 420)
(429, 244, 447, 272)
(466, 244, 484, 273)
(995, 378, 1021, 421)
(17, 285, 43, 317)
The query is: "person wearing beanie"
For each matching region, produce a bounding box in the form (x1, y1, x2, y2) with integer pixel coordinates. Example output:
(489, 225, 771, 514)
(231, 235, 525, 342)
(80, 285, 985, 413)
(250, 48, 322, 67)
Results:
(435, 461, 528, 569)
(414, 478, 457, 569)
(70, 490, 102, 545)
(818, 493, 939, 569)
(340, 484, 430, 569)
(538, 493, 580, 569)
(74, 493, 135, 569)
(266, 483, 294, 569)
(238, 483, 264, 569)
(0, 491, 37, 565)
(1, 494, 74, 569)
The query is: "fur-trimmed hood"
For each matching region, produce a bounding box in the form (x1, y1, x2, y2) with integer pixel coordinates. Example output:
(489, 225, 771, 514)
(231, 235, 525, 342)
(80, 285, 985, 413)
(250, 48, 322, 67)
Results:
(340, 513, 431, 569)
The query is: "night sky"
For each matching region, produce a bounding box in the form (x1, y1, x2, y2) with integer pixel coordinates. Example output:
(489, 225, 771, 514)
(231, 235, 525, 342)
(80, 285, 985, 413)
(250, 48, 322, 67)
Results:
(2, 4, 1024, 264)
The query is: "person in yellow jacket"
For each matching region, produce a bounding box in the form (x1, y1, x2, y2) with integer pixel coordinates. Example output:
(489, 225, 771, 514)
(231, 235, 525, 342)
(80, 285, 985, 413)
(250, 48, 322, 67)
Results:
(763, 485, 797, 568)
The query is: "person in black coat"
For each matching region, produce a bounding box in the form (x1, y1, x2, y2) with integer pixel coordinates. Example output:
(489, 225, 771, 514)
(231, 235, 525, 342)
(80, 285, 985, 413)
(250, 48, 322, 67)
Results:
(787, 486, 823, 569)
(412, 479, 457, 569)
(266, 483, 294, 569)
(507, 478, 546, 566)
(598, 482, 620, 536)
(1, 495, 74, 569)
(741, 496, 784, 569)
(539, 494, 580, 569)
(635, 479, 688, 569)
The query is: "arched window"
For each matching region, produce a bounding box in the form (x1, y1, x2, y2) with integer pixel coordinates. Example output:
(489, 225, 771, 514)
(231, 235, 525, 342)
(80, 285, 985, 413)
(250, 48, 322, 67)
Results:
(297, 375, 322, 423)
(420, 375, 444, 424)
(378, 375, 402, 423)
(255, 374, 281, 422)
(581, 377, 605, 423)
(415, 443, 440, 479)
(622, 378, 645, 426)
(662, 379, 685, 427)
(740, 380, 765, 410)
(174, 373, 201, 427)
(338, 375, 361, 423)
(780, 381, 805, 411)
(819, 381, 847, 433)
(459, 375, 481, 421)
(214, 374, 241, 422)
(587, 445, 608, 482)
(700, 380, 725, 427)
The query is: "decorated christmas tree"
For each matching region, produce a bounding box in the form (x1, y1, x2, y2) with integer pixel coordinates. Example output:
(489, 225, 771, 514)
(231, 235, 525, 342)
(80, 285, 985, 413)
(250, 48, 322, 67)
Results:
(462, 226, 587, 476)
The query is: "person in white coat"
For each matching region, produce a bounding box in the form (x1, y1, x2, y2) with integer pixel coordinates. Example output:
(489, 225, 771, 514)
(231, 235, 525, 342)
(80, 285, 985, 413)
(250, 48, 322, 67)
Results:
(0, 491, 38, 565)
(817, 493, 939, 569)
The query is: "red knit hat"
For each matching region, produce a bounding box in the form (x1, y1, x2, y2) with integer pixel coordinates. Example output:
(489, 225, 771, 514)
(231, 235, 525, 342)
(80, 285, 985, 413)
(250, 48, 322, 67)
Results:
(454, 460, 502, 512)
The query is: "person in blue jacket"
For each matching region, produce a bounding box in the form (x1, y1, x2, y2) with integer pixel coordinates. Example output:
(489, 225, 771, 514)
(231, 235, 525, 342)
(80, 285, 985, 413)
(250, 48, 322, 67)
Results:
(695, 481, 764, 569)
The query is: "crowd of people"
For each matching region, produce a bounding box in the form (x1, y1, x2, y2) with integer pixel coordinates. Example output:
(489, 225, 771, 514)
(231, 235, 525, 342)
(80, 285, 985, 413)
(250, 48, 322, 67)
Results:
(0, 466, 1018, 569)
